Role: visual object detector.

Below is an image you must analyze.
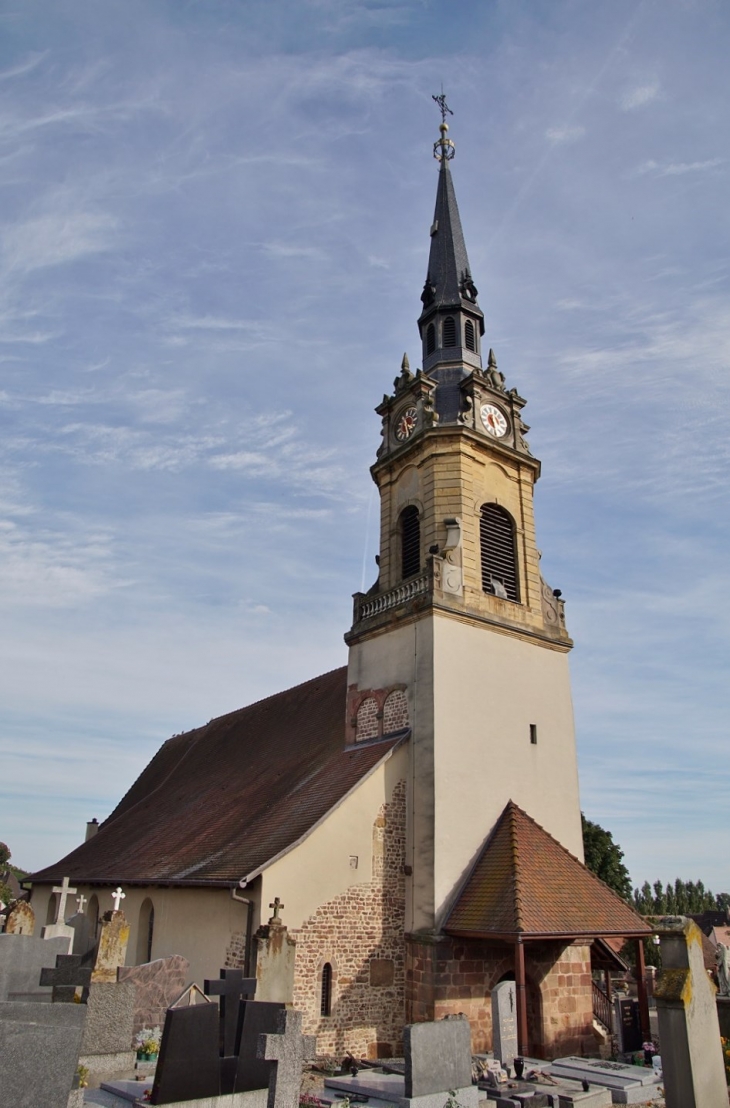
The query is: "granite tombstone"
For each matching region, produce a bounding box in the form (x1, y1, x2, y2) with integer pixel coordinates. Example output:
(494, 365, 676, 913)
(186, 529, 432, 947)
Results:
(491, 980, 519, 1069)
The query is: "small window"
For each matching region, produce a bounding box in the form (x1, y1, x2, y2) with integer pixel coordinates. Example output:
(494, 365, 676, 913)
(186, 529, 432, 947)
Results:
(442, 316, 456, 347)
(530, 724, 537, 745)
(88, 894, 100, 939)
(426, 323, 435, 355)
(400, 506, 420, 579)
(480, 503, 519, 601)
(464, 319, 475, 351)
(321, 962, 333, 1017)
(137, 898, 155, 964)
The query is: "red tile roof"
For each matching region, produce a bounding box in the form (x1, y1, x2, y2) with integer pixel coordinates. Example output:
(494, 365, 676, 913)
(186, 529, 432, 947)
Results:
(30, 667, 405, 887)
(445, 801, 651, 940)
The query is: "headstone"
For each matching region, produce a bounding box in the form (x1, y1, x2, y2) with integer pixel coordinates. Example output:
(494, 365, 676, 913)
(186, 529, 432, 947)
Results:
(39, 952, 93, 1002)
(0, 933, 69, 1001)
(150, 1000, 220, 1105)
(254, 899, 297, 1003)
(653, 915, 728, 1108)
(4, 899, 35, 935)
(491, 980, 519, 1069)
(92, 908, 130, 983)
(205, 967, 256, 1056)
(234, 999, 286, 1093)
(66, 910, 95, 956)
(259, 1008, 316, 1108)
(404, 1017, 473, 1098)
(41, 876, 77, 952)
(0, 999, 86, 1108)
(118, 954, 190, 1036)
(79, 979, 137, 1072)
(613, 996, 642, 1054)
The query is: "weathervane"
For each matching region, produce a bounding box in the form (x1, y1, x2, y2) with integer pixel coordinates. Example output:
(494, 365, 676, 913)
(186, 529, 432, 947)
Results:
(432, 90, 455, 162)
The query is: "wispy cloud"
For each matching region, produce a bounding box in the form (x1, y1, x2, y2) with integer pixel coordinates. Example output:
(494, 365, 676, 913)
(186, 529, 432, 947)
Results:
(620, 81, 660, 110)
(1, 211, 117, 275)
(635, 158, 724, 177)
(545, 124, 585, 146)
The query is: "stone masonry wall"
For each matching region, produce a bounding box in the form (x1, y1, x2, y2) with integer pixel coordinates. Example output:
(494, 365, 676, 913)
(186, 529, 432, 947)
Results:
(291, 779, 406, 1058)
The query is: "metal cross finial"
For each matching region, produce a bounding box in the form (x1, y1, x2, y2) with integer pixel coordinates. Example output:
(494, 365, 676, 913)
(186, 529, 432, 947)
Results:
(111, 886, 126, 912)
(76, 894, 87, 914)
(269, 897, 284, 920)
(51, 876, 77, 923)
(432, 91, 453, 125)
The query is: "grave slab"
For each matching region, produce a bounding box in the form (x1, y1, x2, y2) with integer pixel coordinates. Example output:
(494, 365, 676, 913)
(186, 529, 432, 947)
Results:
(549, 1058, 660, 1089)
(0, 999, 86, 1108)
(404, 1017, 473, 1097)
(103, 1079, 268, 1108)
(325, 1071, 480, 1108)
(491, 981, 519, 1069)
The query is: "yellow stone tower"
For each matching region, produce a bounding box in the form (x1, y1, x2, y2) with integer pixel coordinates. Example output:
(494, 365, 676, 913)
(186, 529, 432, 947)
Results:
(345, 108, 582, 937)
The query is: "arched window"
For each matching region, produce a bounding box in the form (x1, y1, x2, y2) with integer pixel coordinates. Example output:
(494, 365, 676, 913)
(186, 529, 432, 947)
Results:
(464, 319, 475, 351)
(442, 316, 456, 347)
(480, 504, 519, 601)
(426, 323, 436, 354)
(136, 898, 155, 964)
(400, 506, 420, 580)
(321, 962, 333, 1017)
(46, 894, 58, 925)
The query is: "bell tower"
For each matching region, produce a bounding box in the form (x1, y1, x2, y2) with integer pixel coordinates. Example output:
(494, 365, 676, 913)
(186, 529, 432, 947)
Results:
(345, 104, 582, 937)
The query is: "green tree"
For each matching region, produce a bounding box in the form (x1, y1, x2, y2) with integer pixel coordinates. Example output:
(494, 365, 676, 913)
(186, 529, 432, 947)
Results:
(581, 814, 632, 901)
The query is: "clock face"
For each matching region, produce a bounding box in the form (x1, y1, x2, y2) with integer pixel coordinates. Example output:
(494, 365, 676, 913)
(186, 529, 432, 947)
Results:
(395, 406, 418, 442)
(480, 403, 508, 438)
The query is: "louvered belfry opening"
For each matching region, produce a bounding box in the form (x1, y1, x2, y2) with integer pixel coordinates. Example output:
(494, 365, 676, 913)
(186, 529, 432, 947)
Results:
(426, 323, 436, 354)
(321, 962, 332, 1016)
(480, 503, 519, 601)
(400, 506, 421, 579)
(464, 319, 475, 351)
(442, 315, 456, 347)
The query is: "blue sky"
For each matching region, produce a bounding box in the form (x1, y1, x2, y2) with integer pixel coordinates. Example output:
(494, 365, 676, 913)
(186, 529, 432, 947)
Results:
(0, 0, 728, 893)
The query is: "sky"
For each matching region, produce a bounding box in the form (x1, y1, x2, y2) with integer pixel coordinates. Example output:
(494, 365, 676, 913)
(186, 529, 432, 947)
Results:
(0, 0, 728, 894)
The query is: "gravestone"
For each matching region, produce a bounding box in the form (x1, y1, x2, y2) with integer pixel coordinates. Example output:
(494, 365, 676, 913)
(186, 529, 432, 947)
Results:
(0, 999, 86, 1108)
(404, 1017, 473, 1097)
(4, 899, 35, 935)
(205, 967, 256, 1056)
(235, 1000, 286, 1093)
(653, 915, 728, 1108)
(39, 951, 93, 1002)
(254, 898, 297, 1003)
(66, 910, 95, 957)
(92, 908, 130, 983)
(613, 996, 642, 1054)
(78, 979, 137, 1076)
(0, 933, 69, 1001)
(259, 1008, 316, 1108)
(41, 876, 77, 951)
(150, 1000, 221, 1104)
(491, 980, 519, 1069)
(118, 954, 190, 1035)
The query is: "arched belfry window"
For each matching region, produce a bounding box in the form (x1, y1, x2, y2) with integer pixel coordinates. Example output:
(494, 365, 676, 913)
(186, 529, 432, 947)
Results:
(480, 504, 519, 601)
(464, 319, 475, 351)
(400, 506, 420, 580)
(321, 962, 333, 1017)
(442, 316, 456, 347)
(426, 323, 436, 355)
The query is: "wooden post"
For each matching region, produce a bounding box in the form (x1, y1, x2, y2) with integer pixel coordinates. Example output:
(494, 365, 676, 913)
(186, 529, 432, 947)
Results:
(515, 935, 529, 1055)
(634, 937, 650, 1040)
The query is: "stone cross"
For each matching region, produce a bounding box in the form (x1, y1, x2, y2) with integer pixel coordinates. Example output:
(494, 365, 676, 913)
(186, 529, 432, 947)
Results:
(269, 897, 284, 920)
(111, 886, 126, 912)
(76, 894, 87, 913)
(204, 968, 256, 1056)
(39, 953, 92, 1001)
(259, 1008, 316, 1108)
(52, 877, 77, 923)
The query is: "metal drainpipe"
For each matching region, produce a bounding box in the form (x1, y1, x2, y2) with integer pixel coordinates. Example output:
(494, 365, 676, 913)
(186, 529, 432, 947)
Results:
(230, 887, 254, 976)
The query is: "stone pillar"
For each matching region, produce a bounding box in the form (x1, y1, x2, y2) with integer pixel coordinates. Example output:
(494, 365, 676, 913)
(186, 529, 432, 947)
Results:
(254, 902, 296, 1004)
(653, 915, 727, 1108)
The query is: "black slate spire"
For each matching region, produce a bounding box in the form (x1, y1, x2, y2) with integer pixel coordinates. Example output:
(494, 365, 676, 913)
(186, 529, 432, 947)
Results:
(418, 112, 484, 383)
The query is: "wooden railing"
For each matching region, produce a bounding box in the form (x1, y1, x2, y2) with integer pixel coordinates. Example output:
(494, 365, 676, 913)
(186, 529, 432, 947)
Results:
(592, 981, 612, 1031)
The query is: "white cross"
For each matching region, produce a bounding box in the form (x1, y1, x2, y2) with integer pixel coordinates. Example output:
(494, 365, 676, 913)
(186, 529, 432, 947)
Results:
(76, 894, 87, 913)
(52, 876, 77, 923)
(111, 886, 126, 912)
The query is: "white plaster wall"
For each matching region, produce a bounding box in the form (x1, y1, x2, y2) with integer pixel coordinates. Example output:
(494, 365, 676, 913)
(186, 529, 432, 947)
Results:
(261, 743, 408, 930)
(432, 612, 583, 924)
(30, 884, 251, 989)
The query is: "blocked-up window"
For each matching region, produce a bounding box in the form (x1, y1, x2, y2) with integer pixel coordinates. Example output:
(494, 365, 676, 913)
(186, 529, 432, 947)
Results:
(356, 697, 379, 741)
(383, 690, 409, 733)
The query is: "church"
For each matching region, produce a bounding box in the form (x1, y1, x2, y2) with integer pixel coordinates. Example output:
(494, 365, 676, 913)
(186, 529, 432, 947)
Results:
(29, 111, 649, 1061)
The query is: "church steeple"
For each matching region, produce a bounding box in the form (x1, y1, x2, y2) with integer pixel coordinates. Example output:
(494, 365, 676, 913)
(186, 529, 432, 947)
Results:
(418, 109, 484, 380)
